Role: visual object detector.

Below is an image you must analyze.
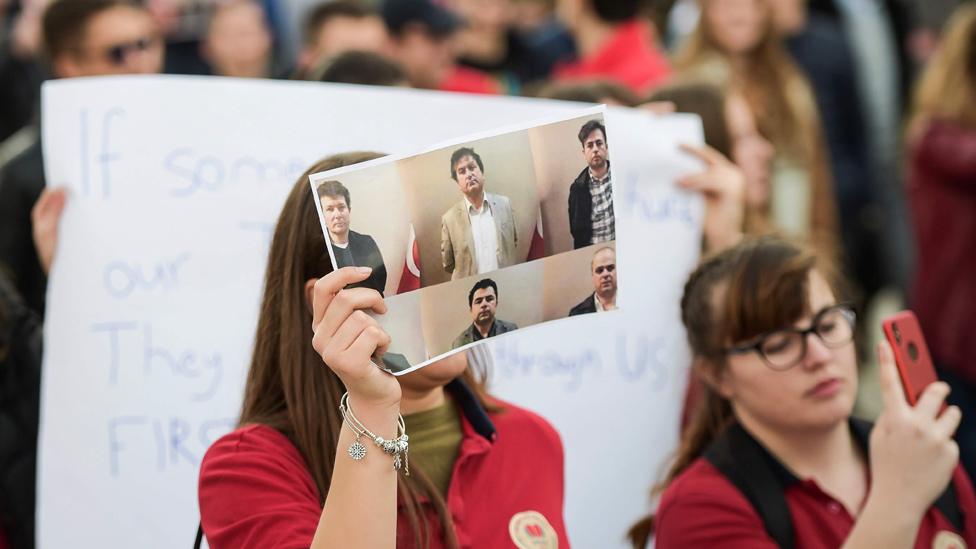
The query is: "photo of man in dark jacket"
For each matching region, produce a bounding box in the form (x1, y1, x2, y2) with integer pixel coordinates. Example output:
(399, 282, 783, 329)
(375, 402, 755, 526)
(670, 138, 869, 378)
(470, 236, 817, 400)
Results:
(568, 119, 614, 249)
(317, 180, 388, 295)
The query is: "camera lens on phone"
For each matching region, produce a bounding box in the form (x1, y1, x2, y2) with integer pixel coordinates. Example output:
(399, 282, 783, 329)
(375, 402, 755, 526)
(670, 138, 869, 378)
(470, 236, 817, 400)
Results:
(893, 324, 902, 344)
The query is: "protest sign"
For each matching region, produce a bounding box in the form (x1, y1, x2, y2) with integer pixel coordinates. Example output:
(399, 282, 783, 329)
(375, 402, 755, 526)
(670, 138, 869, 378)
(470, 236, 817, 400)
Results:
(38, 76, 703, 548)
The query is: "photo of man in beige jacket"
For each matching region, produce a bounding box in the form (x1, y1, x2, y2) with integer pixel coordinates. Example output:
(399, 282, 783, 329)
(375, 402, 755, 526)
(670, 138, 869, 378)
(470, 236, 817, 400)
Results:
(441, 147, 519, 279)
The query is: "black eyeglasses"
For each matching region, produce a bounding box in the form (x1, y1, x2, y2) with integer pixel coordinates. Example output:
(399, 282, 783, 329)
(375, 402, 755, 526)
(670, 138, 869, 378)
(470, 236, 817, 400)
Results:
(724, 303, 856, 371)
(595, 264, 615, 275)
(100, 37, 156, 66)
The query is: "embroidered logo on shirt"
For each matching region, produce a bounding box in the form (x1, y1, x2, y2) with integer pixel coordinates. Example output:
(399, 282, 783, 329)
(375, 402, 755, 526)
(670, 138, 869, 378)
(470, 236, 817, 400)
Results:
(933, 530, 966, 549)
(509, 510, 558, 549)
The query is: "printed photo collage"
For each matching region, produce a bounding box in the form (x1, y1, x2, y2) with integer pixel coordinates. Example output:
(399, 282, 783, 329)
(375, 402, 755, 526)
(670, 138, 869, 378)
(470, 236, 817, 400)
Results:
(309, 108, 620, 374)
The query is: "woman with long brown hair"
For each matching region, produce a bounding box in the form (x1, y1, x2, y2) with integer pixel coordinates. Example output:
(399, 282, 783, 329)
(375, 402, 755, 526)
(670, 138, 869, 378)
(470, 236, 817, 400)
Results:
(906, 3, 976, 478)
(673, 0, 837, 256)
(197, 153, 568, 548)
(649, 79, 775, 245)
(629, 236, 976, 548)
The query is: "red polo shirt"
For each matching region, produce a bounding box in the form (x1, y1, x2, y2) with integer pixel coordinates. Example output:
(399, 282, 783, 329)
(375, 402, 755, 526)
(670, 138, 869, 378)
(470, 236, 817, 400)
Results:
(553, 20, 671, 96)
(656, 451, 976, 548)
(198, 398, 568, 549)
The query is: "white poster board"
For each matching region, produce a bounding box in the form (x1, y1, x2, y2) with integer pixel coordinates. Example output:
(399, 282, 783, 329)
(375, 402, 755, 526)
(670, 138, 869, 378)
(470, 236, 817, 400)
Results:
(39, 75, 703, 548)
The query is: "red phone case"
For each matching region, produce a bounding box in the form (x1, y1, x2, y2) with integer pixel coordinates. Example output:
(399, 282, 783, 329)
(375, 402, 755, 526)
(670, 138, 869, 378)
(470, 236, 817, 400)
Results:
(881, 310, 939, 406)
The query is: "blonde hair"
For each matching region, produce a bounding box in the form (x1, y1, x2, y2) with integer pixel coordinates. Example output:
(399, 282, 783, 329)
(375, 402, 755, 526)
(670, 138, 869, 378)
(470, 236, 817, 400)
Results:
(674, 0, 817, 161)
(910, 4, 976, 131)
(673, 0, 837, 255)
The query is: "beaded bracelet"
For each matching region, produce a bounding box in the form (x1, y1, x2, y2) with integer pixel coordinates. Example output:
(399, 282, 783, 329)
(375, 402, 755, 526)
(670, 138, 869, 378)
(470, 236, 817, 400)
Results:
(338, 392, 410, 475)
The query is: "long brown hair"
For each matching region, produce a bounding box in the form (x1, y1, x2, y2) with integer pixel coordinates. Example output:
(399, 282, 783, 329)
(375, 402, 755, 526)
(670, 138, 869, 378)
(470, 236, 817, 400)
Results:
(674, 0, 837, 253)
(628, 235, 842, 547)
(648, 79, 733, 161)
(674, 0, 811, 160)
(239, 152, 490, 548)
(908, 3, 976, 134)
(648, 80, 773, 238)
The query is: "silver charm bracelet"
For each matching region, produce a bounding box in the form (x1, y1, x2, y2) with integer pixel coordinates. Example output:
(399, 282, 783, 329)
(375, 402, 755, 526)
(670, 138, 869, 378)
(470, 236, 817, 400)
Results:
(338, 392, 410, 475)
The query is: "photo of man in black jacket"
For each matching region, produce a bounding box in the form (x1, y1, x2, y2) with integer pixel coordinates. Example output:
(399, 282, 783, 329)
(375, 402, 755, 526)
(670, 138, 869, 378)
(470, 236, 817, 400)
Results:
(567, 119, 614, 249)
(317, 180, 388, 296)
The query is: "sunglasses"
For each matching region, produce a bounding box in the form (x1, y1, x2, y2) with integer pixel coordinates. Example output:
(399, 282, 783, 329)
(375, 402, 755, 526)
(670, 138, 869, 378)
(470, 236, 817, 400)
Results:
(595, 264, 615, 275)
(99, 37, 156, 66)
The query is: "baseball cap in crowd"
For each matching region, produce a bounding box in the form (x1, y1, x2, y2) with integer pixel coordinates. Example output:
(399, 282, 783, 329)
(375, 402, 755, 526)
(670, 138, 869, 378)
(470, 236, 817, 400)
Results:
(381, 0, 463, 37)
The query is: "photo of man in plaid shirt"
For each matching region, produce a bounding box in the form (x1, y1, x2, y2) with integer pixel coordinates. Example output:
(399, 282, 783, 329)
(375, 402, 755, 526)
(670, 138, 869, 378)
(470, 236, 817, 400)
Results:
(567, 119, 615, 249)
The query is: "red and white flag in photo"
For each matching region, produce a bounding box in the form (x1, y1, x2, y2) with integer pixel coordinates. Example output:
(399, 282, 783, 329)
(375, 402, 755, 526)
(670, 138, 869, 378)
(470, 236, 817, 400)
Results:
(397, 223, 421, 294)
(526, 210, 545, 262)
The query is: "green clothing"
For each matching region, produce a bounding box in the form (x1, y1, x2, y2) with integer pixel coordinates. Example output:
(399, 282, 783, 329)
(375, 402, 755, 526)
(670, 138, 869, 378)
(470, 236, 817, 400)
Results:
(451, 319, 518, 349)
(403, 399, 463, 497)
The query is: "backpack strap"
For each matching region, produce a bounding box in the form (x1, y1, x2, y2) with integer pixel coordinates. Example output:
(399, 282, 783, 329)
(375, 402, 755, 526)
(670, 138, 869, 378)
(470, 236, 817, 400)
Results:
(706, 419, 966, 547)
(935, 481, 964, 532)
(703, 423, 795, 549)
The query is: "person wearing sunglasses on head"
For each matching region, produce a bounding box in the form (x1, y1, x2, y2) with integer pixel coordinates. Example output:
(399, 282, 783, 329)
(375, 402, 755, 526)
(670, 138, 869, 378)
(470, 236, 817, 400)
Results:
(568, 246, 616, 316)
(629, 236, 976, 548)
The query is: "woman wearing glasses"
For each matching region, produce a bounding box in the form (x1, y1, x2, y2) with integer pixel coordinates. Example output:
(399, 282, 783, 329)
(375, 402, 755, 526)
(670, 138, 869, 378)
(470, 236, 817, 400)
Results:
(629, 236, 976, 548)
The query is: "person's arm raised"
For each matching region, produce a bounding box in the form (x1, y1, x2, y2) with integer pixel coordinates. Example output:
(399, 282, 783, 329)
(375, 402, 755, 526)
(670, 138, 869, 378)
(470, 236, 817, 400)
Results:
(310, 266, 400, 549)
(676, 144, 745, 253)
(841, 343, 962, 549)
(31, 187, 67, 275)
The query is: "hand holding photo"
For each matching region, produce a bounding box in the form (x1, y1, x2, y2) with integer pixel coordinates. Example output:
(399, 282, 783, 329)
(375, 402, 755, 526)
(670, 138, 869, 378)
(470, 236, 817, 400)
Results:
(317, 180, 388, 296)
(309, 107, 620, 375)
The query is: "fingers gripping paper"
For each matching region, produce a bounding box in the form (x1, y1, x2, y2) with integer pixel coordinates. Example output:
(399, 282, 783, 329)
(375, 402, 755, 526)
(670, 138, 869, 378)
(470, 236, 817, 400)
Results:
(38, 76, 703, 548)
(309, 107, 628, 375)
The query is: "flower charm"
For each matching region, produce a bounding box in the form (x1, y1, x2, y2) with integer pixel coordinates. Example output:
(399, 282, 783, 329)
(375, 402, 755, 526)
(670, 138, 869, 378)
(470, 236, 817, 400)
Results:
(348, 440, 367, 461)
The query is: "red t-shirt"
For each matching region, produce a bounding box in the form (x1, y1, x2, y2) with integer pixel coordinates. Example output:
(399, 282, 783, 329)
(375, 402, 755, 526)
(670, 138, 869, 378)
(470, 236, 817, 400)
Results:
(198, 400, 568, 548)
(656, 458, 976, 548)
(553, 20, 671, 96)
(438, 66, 502, 95)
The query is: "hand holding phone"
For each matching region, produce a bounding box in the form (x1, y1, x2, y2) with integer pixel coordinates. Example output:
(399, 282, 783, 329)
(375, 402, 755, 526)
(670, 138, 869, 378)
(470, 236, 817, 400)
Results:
(880, 310, 940, 406)
(868, 340, 961, 524)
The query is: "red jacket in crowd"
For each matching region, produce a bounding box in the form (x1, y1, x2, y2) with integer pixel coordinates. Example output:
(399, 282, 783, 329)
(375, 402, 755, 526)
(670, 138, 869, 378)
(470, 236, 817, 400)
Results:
(439, 66, 502, 95)
(908, 118, 976, 383)
(554, 20, 671, 96)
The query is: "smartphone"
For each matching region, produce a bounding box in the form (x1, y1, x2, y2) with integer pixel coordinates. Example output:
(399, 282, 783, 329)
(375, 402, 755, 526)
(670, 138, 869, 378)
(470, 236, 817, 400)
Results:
(881, 311, 939, 406)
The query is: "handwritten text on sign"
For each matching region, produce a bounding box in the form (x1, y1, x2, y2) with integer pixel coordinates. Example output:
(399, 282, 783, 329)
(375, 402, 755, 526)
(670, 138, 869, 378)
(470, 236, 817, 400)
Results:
(39, 77, 702, 549)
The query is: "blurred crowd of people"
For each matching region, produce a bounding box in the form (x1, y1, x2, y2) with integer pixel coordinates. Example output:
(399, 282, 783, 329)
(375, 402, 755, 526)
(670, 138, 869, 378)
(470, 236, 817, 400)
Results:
(1, 0, 970, 302)
(1, 0, 975, 547)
